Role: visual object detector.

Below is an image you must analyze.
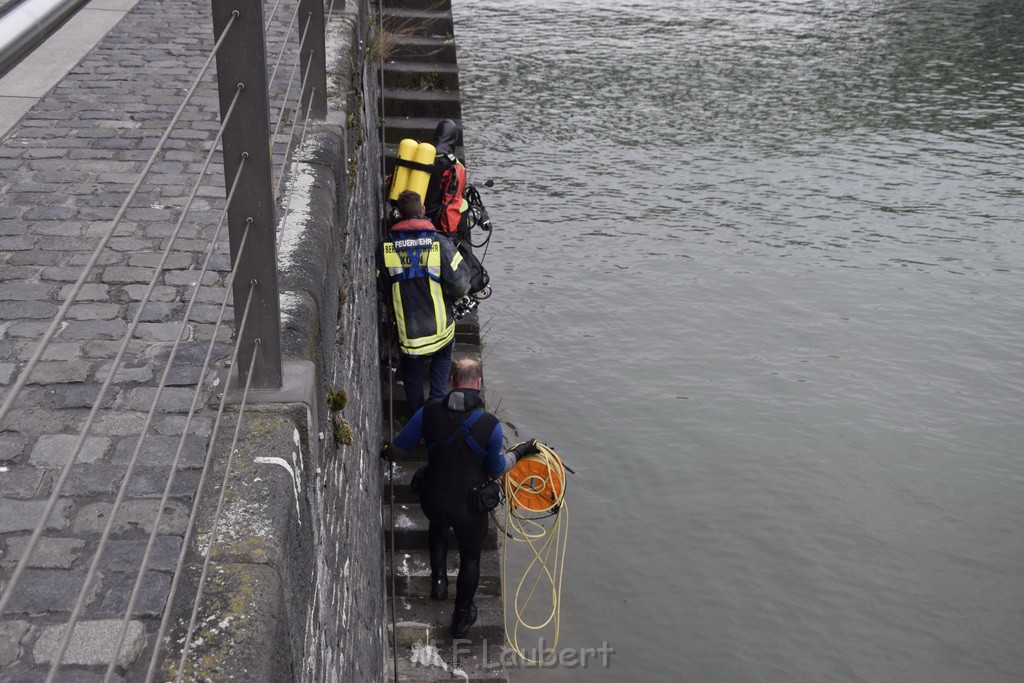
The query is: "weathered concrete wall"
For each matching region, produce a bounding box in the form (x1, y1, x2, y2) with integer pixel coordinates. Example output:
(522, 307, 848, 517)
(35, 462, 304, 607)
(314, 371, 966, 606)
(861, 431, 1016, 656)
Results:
(165, 2, 386, 679)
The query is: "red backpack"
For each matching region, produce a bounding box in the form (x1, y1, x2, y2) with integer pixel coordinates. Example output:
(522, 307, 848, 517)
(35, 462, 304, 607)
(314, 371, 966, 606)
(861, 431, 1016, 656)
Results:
(426, 153, 467, 234)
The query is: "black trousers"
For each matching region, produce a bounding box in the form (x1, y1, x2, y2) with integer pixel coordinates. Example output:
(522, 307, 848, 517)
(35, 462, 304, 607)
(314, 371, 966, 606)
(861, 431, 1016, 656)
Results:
(420, 492, 488, 608)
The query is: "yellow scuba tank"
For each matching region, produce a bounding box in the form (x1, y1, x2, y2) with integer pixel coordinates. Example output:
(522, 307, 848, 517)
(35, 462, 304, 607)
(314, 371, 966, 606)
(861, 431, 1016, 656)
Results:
(389, 139, 437, 202)
(388, 138, 418, 201)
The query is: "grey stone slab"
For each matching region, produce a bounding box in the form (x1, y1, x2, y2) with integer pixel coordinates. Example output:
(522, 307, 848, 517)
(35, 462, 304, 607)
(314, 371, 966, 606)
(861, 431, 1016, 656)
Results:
(163, 364, 204, 386)
(66, 249, 123, 268)
(112, 434, 206, 468)
(29, 435, 111, 466)
(99, 536, 181, 572)
(0, 363, 16, 385)
(58, 284, 110, 302)
(58, 465, 122, 496)
(73, 499, 189, 535)
(127, 466, 202, 498)
(0, 283, 54, 301)
(44, 384, 116, 410)
(0, 266, 39, 281)
(121, 284, 178, 302)
(66, 303, 121, 320)
(125, 301, 180, 322)
(0, 466, 45, 498)
(0, 301, 58, 320)
(127, 252, 193, 270)
(32, 618, 144, 669)
(15, 342, 83, 362)
(119, 387, 200, 413)
(131, 322, 184, 342)
(100, 267, 152, 284)
(26, 361, 91, 385)
(0, 434, 28, 461)
(89, 412, 147, 436)
(0, 498, 71, 533)
(58, 320, 127, 340)
(99, 571, 169, 617)
(93, 360, 153, 384)
(0, 620, 29, 667)
(163, 270, 219, 287)
(3, 536, 86, 569)
(153, 414, 212, 438)
(1, 409, 83, 435)
(1, 569, 99, 614)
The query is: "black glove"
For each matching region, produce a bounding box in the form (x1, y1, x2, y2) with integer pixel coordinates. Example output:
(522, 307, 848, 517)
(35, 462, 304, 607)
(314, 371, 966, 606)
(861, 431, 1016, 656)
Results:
(379, 442, 392, 462)
(510, 439, 541, 462)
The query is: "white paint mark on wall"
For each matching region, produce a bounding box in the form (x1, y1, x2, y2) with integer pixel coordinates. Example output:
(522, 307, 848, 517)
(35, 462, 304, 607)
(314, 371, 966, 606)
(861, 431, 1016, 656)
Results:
(255, 456, 302, 522)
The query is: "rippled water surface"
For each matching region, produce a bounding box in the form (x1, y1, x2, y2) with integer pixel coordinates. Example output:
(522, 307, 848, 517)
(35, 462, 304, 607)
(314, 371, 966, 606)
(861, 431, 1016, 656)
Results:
(452, 1, 1024, 680)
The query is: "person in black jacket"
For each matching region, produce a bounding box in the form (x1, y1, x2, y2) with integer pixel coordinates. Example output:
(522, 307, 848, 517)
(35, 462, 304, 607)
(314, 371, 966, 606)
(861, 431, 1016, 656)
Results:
(385, 357, 540, 638)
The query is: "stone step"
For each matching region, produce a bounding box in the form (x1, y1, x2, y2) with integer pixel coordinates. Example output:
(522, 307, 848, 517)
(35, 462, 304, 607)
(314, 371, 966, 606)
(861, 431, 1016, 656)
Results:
(390, 596, 505, 645)
(387, 548, 501, 599)
(382, 8, 453, 37)
(383, 62, 460, 91)
(387, 638, 508, 682)
(383, 505, 500, 551)
(384, 35, 458, 64)
(383, 88, 463, 119)
(384, 116, 462, 144)
(383, 0, 452, 12)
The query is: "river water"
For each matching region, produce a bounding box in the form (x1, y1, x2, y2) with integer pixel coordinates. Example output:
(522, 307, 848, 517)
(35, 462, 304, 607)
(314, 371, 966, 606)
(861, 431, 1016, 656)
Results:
(451, 1, 1024, 681)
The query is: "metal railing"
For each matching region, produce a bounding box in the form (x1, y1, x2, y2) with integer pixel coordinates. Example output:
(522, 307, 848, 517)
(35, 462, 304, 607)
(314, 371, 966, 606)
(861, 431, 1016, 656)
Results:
(0, 0, 332, 678)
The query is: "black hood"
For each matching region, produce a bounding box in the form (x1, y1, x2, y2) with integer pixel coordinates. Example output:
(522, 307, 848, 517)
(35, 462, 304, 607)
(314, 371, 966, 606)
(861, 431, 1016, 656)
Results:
(432, 119, 461, 156)
(444, 389, 483, 413)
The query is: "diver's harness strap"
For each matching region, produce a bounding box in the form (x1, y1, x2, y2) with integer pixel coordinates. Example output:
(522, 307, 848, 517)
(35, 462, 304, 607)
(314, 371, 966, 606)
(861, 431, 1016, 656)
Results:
(394, 158, 436, 173)
(425, 409, 486, 457)
(426, 409, 502, 512)
(450, 410, 503, 512)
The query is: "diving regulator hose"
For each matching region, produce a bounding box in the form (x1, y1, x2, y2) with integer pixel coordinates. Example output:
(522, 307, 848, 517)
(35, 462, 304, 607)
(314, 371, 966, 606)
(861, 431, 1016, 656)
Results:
(494, 442, 571, 665)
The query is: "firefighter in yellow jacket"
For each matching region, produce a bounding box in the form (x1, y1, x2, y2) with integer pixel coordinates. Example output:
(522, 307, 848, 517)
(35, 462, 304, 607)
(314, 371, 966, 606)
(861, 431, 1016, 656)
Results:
(377, 190, 471, 412)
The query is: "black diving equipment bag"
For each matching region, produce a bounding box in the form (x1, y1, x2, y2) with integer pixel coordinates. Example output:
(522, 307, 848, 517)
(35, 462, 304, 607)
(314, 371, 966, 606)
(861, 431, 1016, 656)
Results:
(469, 478, 502, 513)
(456, 241, 489, 296)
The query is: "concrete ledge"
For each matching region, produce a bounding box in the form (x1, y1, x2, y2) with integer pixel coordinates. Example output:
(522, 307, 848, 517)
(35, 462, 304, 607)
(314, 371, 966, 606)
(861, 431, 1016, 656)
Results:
(163, 411, 313, 681)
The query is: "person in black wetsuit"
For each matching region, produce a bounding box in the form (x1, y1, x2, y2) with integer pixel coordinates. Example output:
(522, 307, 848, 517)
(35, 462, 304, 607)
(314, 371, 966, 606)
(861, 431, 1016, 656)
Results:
(384, 357, 540, 638)
(423, 119, 468, 238)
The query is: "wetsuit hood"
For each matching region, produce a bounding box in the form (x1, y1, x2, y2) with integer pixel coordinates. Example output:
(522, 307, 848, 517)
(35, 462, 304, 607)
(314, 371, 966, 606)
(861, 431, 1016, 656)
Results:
(445, 388, 483, 413)
(432, 119, 460, 156)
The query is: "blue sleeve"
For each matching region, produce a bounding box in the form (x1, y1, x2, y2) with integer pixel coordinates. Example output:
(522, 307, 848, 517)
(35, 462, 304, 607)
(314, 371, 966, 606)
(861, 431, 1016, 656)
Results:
(483, 421, 506, 476)
(392, 408, 425, 452)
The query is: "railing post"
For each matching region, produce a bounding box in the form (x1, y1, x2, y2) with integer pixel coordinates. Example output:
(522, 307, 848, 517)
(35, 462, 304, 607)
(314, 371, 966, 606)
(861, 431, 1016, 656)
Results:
(298, 0, 327, 119)
(210, 0, 283, 389)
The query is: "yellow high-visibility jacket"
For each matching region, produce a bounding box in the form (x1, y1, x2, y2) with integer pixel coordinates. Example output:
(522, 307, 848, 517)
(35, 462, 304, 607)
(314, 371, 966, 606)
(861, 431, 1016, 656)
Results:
(376, 218, 470, 355)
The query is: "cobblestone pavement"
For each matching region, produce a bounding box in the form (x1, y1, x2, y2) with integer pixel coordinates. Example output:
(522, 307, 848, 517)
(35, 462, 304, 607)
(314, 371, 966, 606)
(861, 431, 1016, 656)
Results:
(0, 0, 303, 677)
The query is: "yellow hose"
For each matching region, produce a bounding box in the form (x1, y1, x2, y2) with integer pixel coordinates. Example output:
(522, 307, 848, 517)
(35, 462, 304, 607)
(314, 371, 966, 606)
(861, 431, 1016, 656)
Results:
(499, 442, 570, 665)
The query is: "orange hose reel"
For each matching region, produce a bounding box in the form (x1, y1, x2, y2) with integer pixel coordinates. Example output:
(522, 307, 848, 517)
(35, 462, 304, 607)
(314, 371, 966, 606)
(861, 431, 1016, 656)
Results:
(504, 453, 564, 512)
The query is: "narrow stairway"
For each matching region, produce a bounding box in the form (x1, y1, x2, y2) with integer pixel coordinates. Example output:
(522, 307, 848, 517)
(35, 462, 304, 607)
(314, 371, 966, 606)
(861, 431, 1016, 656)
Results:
(379, 0, 507, 679)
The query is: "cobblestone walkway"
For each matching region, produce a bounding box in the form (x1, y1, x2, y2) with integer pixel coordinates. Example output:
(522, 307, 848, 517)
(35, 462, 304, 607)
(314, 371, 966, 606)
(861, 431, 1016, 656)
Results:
(0, 0, 301, 677)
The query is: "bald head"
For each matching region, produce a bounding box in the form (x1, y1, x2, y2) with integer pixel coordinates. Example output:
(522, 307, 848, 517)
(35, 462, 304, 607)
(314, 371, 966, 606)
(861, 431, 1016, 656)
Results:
(451, 357, 482, 389)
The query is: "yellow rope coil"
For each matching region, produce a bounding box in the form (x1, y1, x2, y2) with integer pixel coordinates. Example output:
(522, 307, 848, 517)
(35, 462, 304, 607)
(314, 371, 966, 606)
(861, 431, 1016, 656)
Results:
(499, 442, 570, 665)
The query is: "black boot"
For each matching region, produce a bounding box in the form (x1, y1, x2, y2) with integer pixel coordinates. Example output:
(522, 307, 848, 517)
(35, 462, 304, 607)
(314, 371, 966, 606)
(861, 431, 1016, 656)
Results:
(451, 603, 477, 638)
(430, 574, 448, 601)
